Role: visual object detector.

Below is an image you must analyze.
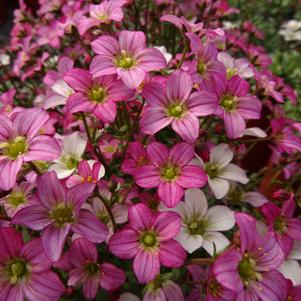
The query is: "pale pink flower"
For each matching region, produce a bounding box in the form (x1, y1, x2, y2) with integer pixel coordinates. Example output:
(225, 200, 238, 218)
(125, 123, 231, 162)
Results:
(140, 70, 218, 143)
(90, 31, 167, 88)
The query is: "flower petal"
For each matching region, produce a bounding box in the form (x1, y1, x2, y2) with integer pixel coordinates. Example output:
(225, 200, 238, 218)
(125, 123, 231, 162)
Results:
(159, 240, 186, 267)
(158, 181, 184, 208)
(128, 203, 154, 232)
(71, 210, 108, 243)
(133, 249, 160, 283)
(206, 205, 235, 231)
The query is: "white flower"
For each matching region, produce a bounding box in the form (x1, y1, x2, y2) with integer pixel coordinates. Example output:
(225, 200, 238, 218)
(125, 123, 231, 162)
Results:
(44, 79, 74, 109)
(242, 127, 267, 138)
(222, 21, 238, 30)
(196, 144, 249, 199)
(279, 20, 301, 41)
(164, 189, 235, 254)
(279, 241, 301, 285)
(217, 52, 254, 79)
(154, 46, 172, 64)
(49, 132, 87, 179)
(0, 54, 10, 66)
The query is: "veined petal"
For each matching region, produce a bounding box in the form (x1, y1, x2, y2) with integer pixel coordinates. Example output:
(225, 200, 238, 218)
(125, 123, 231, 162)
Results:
(63, 68, 91, 92)
(171, 113, 199, 143)
(71, 210, 108, 243)
(136, 48, 167, 71)
(210, 144, 233, 167)
(133, 249, 160, 284)
(117, 67, 145, 89)
(188, 91, 218, 116)
(128, 203, 154, 232)
(153, 211, 181, 241)
(177, 165, 207, 188)
(202, 231, 230, 256)
(109, 228, 139, 259)
(206, 205, 235, 231)
(166, 70, 192, 102)
(158, 181, 184, 208)
(42, 223, 70, 261)
(208, 177, 230, 199)
(134, 165, 161, 188)
(0, 158, 23, 191)
(147, 142, 168, 166)
(159, 240, 186, 267)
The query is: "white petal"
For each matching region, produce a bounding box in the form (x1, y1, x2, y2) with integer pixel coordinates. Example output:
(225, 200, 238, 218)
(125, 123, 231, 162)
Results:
(279, 260, 301, 286)
(172, 201, 190, 219)
(219, 164, 249, 184)
(184, 189, 208, 216)
(205, 205, 235, 231)
(243, 127, 267, 138)
(290, 241, 301, 260)
(202, 231, 230, 256)
(118, 293, 140, 301)
(243, 192, 269, 207)
(52, 79, 74, 97)
(49, 163, 75, 179)
(44, 94, 67, 109)
(176, 228, 203, 254)
(112, 204, 128, 224)
(62, 132, 87, 159)
(208, 177, 230, 199)
(217, 52, 234, 69)
(210, 144, 233, 168)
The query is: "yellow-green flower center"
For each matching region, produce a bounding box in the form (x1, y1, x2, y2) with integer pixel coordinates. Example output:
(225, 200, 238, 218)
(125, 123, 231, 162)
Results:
(167, 104, 186, 118)
(0, 136, 28, 159)
(140, 231, 158, 248)
(50, 203, 74, 227)
(84, 262, 99, 275)
(197, 60, 208, 75)
(274, 216, 287, 234)
(220, 95, 236, 112)
(88, 86, 107, 103)
(205, 162, 219, 179)
(97, 211, 110, 225)
(226, 68, 237, 80)
(116, 51, 135, 69)
(187, 218, 208, 235)
(238, 255, 261, 286)
(8, 191, 26, 208)
(208, 279, 222, 298)
(62, 154, 78, 170)
(161, 165, 179, 181)
(6, 258, 28, 284)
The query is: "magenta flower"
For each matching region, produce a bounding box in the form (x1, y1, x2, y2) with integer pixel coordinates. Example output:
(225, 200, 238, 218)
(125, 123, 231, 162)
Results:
(90, 30, 167, 88)
(0, 108, 61, 190)
(187, 265, 235, 301)
(215, 75, 262, 139)
(66, 160, 105, 191)
(59, 237, 125, 299)
(77, 0, 127, 35)
(214, 212, 287, 301)
(12, 171, 108, 261)
(0, 227, 65, 301)
(262, 199, 301, 257)
(64, 68, 134, 123)
(140, 70, 218, 143)
(121, 142, 150, 175)
(186, 32, 226, 89)
(109, 203, 186, 283)
(134, 142, 207, 208)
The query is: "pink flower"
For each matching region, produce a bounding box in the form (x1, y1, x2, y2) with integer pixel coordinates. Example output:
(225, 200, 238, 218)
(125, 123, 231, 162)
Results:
(109, 203, 186, 283)
(0, 181, 37, 217)
(90, 31, 167, 88)
(215, 75, 262, 139)
(214, 213, 287, 301)
(186, 33, 226, 89)
(66, 160, 105, 190)
(140, 70, 218, 143)
(0, 108, 61, 190)
(59, 237, 125, 299)
(121, 142, 150, 175)
(77, 0, 127, 35)
(262, 199, 301, 257)
(12, 172, 108, 261)
(64, 68, 134, 123)
(187, 265, 235, 301)
(134, 142, 207, 208)
(143, 276, 185, 301)
(0, 227, 65, 301)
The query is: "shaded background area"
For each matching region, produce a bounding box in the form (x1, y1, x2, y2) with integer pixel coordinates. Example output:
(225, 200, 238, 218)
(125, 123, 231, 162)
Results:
(0, 0, 39, 44)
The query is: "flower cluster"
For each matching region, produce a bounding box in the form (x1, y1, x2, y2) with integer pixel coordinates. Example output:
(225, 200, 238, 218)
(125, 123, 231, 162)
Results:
(0, 0, 300, 300)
